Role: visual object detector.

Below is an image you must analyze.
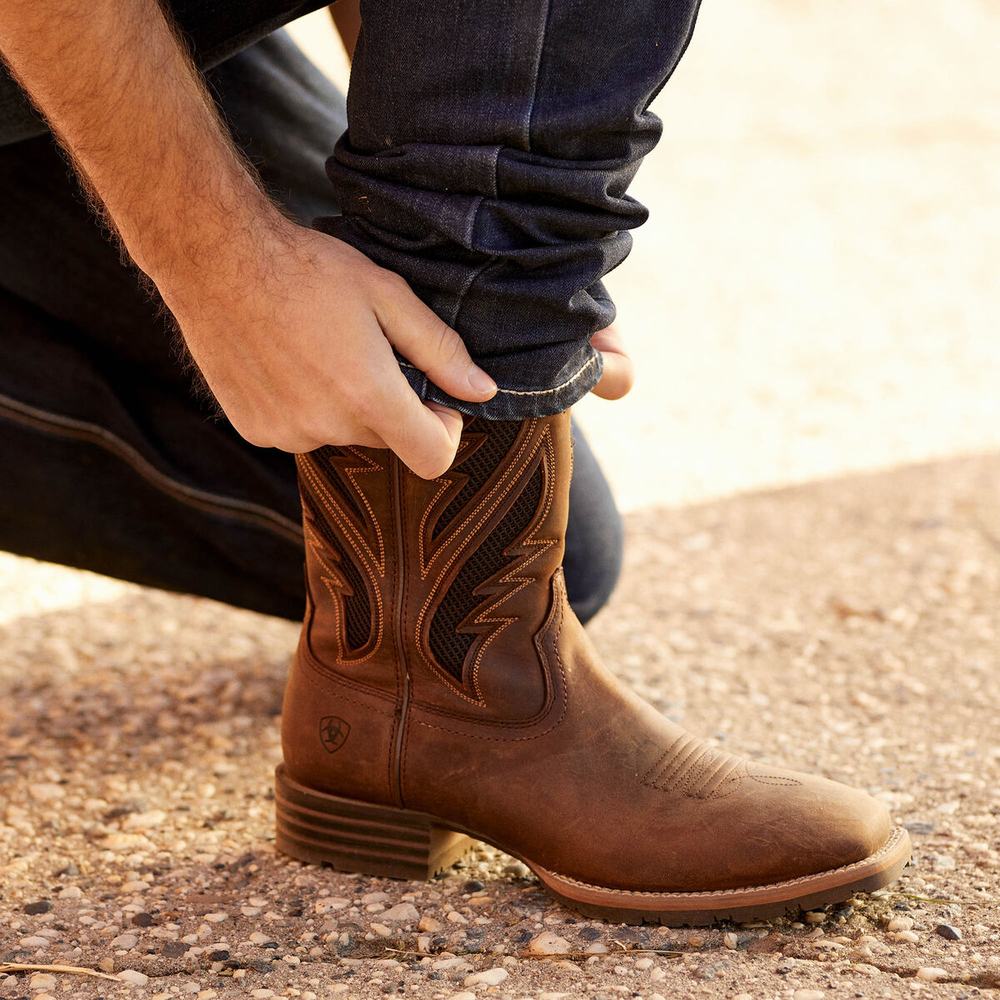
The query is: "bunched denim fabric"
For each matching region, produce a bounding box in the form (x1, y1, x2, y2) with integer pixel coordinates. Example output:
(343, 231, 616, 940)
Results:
(322, 0, 703, 417)
(1, 0, 703, 416)
(0, 32, 622, 623)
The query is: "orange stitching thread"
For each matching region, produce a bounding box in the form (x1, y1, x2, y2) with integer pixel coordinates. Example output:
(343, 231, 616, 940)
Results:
(418, 420, 538, 582)
(465, 427, 558, 704)
(303, 526, 381, 665)
(416, 432, 484, 573)
(299, 454, 386, 663)
(411, 570, 569, 741)
(412, 422, 550, 702)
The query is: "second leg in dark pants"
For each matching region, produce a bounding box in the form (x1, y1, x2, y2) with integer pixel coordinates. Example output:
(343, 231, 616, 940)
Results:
(0, 31, 622, 623)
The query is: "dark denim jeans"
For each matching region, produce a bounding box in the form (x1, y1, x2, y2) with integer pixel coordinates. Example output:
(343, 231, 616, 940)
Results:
(0, 31, 623, 623)
(1, 0, 702, 418)
(324, 0, 703, 417)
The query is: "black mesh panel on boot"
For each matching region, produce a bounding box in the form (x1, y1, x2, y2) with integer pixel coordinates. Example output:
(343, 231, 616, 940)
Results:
(309, 447, 366, 524)
(429, 460, 544, 680)
(432, 419, 522, 541)
(301, 489, 373, 653)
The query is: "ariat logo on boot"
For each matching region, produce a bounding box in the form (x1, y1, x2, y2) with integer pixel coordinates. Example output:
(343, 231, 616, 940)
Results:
(319, 716, 350, 753)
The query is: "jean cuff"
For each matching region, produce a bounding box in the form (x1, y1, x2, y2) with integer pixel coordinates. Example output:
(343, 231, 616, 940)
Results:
(399, 347, 604, 420)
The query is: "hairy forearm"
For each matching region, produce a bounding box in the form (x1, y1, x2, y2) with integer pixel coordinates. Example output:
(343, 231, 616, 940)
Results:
(0, 0, 282, 295)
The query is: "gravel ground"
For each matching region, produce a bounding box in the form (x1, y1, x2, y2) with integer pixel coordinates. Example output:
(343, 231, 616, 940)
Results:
(2, 452, 998, 999)
(2, 1, 999, 998)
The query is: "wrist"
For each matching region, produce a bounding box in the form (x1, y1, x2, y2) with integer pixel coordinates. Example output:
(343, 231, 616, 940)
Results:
(136, 181, 294, 313)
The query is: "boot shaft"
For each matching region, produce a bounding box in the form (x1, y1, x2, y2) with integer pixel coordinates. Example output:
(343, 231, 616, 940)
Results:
(284, 413, 573, 803)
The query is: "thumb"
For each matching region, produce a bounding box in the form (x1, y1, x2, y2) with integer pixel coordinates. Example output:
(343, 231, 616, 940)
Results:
(374, 272, 497, 402)
(590, 324, 634, 400)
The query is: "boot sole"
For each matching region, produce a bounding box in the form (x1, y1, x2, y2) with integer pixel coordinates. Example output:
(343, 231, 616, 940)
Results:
(274, 764, 911, 926)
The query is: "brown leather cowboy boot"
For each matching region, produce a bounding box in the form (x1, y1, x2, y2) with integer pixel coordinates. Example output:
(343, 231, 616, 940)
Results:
(276, 413, 910, 924)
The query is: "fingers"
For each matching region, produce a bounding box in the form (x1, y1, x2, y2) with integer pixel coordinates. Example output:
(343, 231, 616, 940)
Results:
(360, 344, 464, 478)
(590, 324, 634, 400)
(373, 271, 497, 404)
(240, 422, 389, 454)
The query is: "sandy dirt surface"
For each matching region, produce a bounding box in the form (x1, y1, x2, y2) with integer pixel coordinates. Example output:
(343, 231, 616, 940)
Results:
(2, 2, 999, 998)
(3, 455, 999, 999)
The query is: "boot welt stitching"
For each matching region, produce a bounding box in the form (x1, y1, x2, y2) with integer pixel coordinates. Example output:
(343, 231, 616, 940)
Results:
(540, 826, 909, 899)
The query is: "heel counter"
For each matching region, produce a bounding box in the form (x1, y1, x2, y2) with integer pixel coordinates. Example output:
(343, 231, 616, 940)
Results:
(281, 637, 398, 806)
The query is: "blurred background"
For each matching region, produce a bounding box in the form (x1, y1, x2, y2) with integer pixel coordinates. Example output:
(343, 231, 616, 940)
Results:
(290, 0, 1000, 510)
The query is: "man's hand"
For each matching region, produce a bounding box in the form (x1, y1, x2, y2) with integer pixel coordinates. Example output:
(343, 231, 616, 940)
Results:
(166, 218, 496, 478)
(0, 0, 493, 479)
(591, 323, 634, 400)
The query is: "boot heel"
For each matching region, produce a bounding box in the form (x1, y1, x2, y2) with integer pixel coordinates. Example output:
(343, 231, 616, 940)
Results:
(274, 764, 474, 880)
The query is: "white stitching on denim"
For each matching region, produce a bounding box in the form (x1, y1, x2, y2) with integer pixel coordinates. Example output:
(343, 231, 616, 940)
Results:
(498, 353, 599, 396)
(400, 351, 599, 397)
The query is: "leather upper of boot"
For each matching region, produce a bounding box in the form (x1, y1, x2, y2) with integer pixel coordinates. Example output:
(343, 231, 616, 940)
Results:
(283, 412, 893, 893)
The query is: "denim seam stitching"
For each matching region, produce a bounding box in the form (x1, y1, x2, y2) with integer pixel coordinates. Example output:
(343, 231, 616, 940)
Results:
(400, 351, 598, 397)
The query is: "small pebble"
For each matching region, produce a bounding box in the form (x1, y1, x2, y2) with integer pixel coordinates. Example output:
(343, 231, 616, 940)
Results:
(381, 902, 420, 923)
(463, 968, 508, 987)
(915, 967, 949, 982)
(527, 931, 571, 955)
(934, 923, 962, 940)
(118, 970, 150, 986)
(23, 900, 52, 915)
(28, 782, 65, 801)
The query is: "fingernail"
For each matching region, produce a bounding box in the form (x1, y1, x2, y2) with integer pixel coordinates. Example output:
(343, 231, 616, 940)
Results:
(468, 366, 497, 395)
